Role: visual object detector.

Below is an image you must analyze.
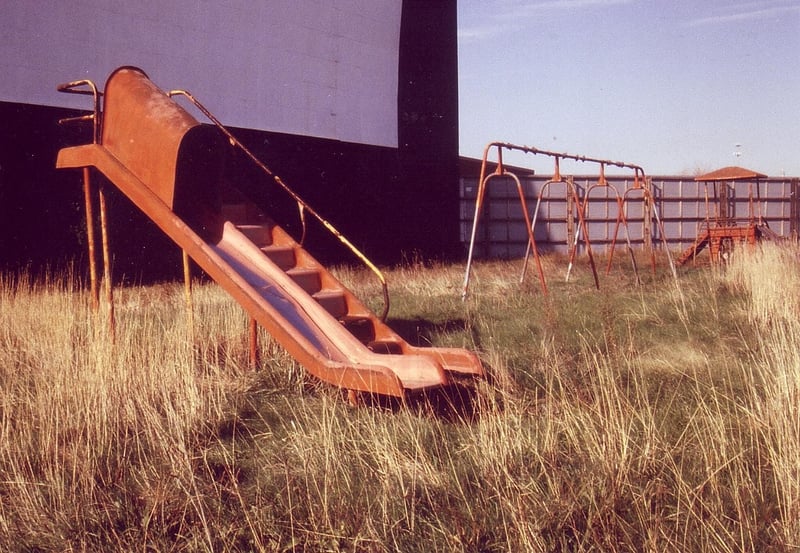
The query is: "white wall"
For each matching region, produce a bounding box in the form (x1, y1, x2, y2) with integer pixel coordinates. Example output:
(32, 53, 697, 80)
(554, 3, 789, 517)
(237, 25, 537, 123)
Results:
(1, 0, 401, 147)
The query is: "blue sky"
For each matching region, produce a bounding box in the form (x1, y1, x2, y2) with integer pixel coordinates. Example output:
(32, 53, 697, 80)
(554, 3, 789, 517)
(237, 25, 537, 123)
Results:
(458, 0, 800, 176)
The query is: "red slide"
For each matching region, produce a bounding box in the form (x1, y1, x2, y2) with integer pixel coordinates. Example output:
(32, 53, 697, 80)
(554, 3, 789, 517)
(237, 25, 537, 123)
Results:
(56, 67, 483, 399)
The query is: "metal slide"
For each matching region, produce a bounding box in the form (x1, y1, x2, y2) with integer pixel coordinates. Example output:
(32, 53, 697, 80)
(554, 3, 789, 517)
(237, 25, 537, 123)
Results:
(56, 66, 483, 399)
(676, 229, 710, 266)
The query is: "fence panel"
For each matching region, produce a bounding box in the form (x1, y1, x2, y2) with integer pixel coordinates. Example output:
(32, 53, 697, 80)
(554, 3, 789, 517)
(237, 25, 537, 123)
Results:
(460, 175, 798, 257)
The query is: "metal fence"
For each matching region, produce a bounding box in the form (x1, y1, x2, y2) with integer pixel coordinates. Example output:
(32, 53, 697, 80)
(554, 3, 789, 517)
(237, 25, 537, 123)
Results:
(459, 175, 800, 258)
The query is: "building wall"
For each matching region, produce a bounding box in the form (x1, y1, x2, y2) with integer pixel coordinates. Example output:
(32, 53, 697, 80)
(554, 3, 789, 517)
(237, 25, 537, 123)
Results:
(1, 0, 401, 148)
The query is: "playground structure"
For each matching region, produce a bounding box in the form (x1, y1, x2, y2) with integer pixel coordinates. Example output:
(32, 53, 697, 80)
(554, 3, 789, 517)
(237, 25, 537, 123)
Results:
(462, 141, 675, 299)
(677, 166, 772, 265)
(55, 66, 483, 400)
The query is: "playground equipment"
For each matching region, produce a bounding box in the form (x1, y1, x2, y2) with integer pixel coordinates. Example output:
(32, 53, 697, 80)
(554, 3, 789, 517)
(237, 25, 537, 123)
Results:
(462, 141, 675, 299)
(677, 166, 770, 265)
(55, 66, 483, 399)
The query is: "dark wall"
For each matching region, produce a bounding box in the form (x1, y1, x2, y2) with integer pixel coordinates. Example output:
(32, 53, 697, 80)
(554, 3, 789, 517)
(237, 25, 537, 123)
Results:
(0, 102, 94, 275)
(398, 0, 460, 257)
(218, 127, 405, 266)
(0, 100, 191, 282)
(0, 1, 460, 281)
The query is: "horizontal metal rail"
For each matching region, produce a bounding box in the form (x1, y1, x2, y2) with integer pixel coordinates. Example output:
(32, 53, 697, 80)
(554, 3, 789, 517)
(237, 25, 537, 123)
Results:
(168, 89, 391, 321)
(485, 141, 648, 184)
(56, 79, 103, 144)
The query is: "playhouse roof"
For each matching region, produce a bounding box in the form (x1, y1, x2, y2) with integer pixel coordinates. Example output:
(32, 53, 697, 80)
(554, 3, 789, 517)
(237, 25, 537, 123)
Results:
(694, 166, 768, 181)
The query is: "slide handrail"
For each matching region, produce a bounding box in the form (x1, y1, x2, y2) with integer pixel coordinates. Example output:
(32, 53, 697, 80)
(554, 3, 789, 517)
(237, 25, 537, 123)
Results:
(56, 79, 103, 144)
(167, 89, 390, 322)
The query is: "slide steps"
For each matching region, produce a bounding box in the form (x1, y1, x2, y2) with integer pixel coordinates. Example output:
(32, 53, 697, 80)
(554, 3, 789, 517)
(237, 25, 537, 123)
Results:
(676, 229, 710, 266)
(232, 215, 404, 356)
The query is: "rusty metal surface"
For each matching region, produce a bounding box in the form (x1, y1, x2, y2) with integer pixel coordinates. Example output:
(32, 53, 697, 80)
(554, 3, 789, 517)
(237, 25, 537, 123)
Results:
(102, 67, 201, 208)
(485, 142, 649, 182)
(692, 166, 767, 262)
(462, 141, 677, 299)
(677, 165, 769, 264)
(56, 66, 484, 399)
(694, 166, 768, 181)
(56, 79, 102, 143)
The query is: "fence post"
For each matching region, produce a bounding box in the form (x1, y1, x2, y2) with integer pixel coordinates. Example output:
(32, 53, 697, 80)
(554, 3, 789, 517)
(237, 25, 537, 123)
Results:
(791, 179, 800, 239)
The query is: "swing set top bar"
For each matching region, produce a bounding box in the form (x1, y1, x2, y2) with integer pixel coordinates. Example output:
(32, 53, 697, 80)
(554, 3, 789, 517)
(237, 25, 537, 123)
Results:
(480, 141, 647, 183)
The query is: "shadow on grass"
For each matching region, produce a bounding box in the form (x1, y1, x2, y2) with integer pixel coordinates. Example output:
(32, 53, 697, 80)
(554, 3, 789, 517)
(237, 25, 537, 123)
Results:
(386, 317, 482, 349)
(356, 382, 482, 422)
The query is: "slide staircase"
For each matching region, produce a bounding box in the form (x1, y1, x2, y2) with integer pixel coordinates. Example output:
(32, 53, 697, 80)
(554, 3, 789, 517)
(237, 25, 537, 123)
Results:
(676, 228, 710, 266)
(56, 66, 483, 399)
(756, 222, 782, 242)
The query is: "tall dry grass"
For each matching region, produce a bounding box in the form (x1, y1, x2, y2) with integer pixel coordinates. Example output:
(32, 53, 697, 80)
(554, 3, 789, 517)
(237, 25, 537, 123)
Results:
(0, 272, 255, 550)
(724, 244, 800, 546)
(0, 243, 798, 551)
